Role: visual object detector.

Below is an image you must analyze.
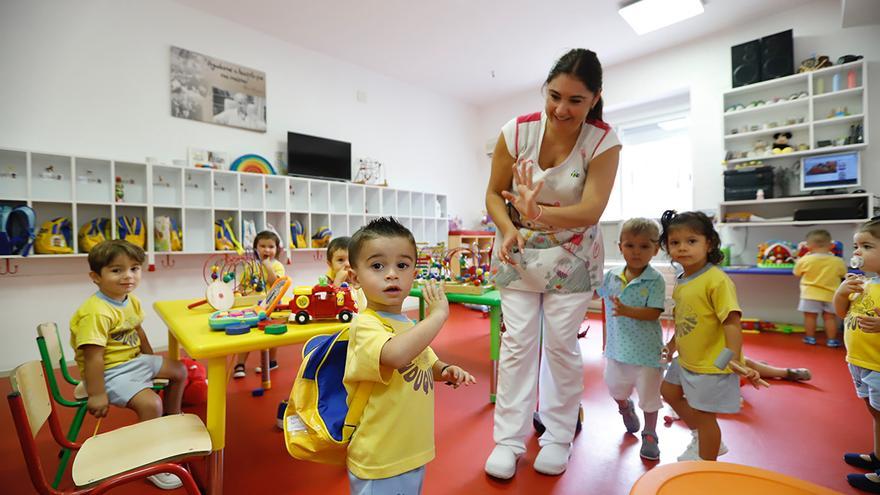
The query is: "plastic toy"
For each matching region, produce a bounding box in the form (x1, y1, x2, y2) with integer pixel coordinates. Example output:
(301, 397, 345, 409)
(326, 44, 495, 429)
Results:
(290, 219, 306, 248)
(416, 245, 494, 295)
(756, 240, 797, 268)
(209, 307, 266, 330)
(740, 318, 805, 334)
(797, 239, 843, 258)
(229, 154, 276, 175)
(188, 252, 268, 310)
(311, 226, 332, 248)
(281, 282, 357, 324)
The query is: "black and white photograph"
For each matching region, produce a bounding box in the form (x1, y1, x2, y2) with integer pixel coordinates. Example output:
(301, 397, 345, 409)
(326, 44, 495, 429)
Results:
(170, 46, 266, 132)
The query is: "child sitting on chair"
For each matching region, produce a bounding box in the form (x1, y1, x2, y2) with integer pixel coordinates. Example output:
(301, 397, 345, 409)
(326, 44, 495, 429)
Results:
(344, 217, 475, 494)
(794, 229, 846, 347)
(69, 240, 188, 490)
(234, 230, 287, 378)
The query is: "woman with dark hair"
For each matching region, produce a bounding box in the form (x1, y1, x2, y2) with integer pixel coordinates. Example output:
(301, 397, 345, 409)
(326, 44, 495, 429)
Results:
(484, 48, 621, 479)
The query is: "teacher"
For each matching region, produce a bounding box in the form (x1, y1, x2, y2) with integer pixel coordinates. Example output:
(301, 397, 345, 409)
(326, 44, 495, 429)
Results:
(484, 48, 621, 479)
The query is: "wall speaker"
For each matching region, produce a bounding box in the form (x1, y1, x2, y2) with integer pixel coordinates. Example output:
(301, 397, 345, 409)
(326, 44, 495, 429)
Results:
(731, 39, 761, 88)
(761, 29, 793, 81)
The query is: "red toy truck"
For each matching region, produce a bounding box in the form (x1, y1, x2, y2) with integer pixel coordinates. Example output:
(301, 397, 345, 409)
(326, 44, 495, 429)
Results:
(286, 283, 357, 324)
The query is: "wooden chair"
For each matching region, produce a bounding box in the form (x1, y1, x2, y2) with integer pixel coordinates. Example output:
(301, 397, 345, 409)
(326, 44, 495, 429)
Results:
(35, 322, 169, 487)
(9, 360, 212, 494)
(629, 461, 842, 495)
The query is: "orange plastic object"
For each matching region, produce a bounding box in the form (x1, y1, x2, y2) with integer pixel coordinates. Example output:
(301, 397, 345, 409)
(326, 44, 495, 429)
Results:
(629, 462, 843, 495)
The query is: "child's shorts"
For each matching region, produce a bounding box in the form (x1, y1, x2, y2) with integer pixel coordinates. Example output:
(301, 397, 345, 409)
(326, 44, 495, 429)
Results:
(348, 465, 425, 495)
(664, 358, 741, 414)
(849, 363, 880, 410)
(798, 298, 835, 315)
(103, 354, 163, 407)
(604, 358, 663, 412)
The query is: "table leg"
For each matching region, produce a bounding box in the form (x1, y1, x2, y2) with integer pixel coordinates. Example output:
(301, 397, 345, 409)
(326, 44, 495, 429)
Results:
(167, 331, 180, 361)
(261, 349, 271, 389)
(489, 306, 501, 404)
(206, 356, 227, 495)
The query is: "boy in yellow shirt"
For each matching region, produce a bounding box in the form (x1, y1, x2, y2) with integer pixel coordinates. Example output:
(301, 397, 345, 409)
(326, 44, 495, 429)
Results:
(344, 217, 475, 494)
(794, 229, 847, 347)
(69, 240, 188, 490)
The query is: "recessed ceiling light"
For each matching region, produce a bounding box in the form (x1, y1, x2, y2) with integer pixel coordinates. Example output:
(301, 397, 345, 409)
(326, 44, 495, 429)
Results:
(619, 0, 704, 35)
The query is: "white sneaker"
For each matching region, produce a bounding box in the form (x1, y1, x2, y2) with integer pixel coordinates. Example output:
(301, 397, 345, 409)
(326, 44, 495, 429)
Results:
(677, 430, 728, 461)
(533, 443, 571, 475)
(485, 445, 520, 479)
(147, 472, 183, 490)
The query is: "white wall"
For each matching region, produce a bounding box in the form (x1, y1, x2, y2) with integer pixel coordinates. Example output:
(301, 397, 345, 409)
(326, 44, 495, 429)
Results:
(478, 0, 880, 323)
(0, 0, 485, 372)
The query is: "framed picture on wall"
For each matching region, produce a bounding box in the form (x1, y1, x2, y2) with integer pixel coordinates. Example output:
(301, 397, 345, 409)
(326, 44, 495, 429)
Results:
(170, 46, 267, 132)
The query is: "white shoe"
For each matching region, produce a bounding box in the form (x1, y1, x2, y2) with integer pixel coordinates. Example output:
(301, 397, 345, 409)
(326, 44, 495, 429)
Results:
(677, 430, 728, 461)
(533, 443, 571, 475)
(485, 445, 520, 479)
(147, 472, 183, 490)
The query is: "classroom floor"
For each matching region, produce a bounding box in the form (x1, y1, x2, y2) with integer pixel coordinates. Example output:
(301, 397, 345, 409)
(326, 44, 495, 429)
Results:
(0, 306, 868, 494)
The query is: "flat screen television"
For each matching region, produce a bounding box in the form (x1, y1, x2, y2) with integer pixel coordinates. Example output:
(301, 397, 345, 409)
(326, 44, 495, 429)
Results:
(800, 150, 860, 192)
(287, 132, 351, 181)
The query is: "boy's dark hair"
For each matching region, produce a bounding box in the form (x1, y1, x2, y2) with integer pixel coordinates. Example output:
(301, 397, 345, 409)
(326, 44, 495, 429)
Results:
(349, 217, 416, 267)
(659, 210, 724, 265)
(859, 218, 880, 240)
(805, 229, 832, 244)
(253, 230, 281, 255)
(326, 236, 351, 261)
(88, 239, 145, 273)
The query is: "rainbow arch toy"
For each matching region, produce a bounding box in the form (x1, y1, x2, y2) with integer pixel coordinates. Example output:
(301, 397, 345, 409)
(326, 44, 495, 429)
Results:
(230, 154, 276, 175)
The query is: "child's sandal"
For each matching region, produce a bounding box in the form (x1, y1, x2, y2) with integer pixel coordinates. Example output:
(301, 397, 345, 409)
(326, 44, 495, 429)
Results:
(785, 368, 811, 381)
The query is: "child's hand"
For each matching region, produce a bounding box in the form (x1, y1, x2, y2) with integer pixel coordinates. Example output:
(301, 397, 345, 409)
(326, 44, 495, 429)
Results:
(611, 296, 632, 318)
(87, 393, 109, 418)
(423, 279, 449, 320)
(333, 267, 350, 287)
(858, 312, 880, 333)
(442, 365, 476, 388)
(729, 361, 769, 389)
(659, 345, 673, 364)
(840, 273, 867, 298)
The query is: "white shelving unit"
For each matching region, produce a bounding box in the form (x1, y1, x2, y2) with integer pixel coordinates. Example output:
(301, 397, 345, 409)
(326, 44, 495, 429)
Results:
(0, 147, 449, 260)
(722, 59, 868, 166)
(718, 192, 877, 228)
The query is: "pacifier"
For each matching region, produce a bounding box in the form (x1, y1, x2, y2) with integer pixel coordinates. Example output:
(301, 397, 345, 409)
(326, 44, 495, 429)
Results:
(851, 255, 864, 269)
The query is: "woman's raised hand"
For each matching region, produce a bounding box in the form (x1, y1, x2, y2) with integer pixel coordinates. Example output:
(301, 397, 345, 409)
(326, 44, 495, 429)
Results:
(501, 162, 543, 221)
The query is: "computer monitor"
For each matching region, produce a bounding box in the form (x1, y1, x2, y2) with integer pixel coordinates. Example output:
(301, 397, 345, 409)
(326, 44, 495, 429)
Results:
(800, 151, 860, 192)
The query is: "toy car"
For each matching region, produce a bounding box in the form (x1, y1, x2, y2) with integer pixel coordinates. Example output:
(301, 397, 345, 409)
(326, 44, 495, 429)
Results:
(284, 283, 357, 324)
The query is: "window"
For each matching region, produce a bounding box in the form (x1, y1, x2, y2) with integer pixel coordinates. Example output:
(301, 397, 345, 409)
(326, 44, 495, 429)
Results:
(602, 93, 693, 221)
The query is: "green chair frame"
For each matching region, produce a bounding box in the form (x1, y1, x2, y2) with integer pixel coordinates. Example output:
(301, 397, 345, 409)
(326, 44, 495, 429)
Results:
(35, 322, 167, 488)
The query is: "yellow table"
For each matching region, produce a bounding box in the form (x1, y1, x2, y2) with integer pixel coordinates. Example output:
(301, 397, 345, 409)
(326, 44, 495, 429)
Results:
(154, 299, 345, 495)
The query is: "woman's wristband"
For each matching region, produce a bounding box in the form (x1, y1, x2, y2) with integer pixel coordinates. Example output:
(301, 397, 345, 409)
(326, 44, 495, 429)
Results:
(530, 205, 544, 222)
(440, 364, 452, 375)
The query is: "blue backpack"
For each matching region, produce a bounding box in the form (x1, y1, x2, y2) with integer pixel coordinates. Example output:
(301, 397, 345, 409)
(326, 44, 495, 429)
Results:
(0, 205, 36, 256)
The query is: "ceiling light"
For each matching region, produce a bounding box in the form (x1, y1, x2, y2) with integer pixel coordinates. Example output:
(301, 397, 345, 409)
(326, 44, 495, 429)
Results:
(657, 117, 689, 131)
(619, 0, 705, 35)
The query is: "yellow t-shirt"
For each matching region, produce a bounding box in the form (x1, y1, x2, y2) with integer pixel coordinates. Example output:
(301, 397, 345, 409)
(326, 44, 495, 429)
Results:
(673, 265, 742, 374)
(69, 292, 144, 375)
(845, 279, 880, 372)
(793, 253, 847, 302)
(344, 310, 439, 479)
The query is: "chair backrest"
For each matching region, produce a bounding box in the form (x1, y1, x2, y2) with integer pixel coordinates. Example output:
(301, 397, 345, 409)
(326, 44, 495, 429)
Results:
(37, 322, 65, 368)
(10, 361, 52, 438)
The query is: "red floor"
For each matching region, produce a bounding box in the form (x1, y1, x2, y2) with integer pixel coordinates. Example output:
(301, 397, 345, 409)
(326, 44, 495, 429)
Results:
(0, 306, 867, 494)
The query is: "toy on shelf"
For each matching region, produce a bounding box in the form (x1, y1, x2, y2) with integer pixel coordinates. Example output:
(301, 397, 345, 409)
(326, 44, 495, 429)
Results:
(278, 280, 357, 324)
(311, 226, 331, 248)
(756, 240, 797, 268)
(479, 211, 497, 233)
(290, 219, 306, 248)
(353, 158, 387, 186)
(796, 239, 843, 258)
(230, 154, 276, 175)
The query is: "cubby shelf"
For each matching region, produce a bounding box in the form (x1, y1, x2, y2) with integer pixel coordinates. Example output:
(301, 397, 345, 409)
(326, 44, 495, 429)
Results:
(0, 147, 449, 262)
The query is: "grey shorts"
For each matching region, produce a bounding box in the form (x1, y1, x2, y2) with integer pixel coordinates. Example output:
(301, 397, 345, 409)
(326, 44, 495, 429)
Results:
(664, 358, 741, 414)
(102, 354, 163, 407)
(349, 466, 425, 495)
(849, 363, 880, 410)
(798, 298, 835, 315)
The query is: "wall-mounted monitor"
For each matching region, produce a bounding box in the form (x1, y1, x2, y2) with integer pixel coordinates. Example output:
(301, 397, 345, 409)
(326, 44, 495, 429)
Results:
(287, 132, 351, 181)
(800, 151, 860, 192)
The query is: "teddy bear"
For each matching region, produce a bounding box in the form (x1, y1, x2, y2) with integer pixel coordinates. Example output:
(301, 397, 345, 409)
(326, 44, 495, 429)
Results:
(772, 132, 793, 154)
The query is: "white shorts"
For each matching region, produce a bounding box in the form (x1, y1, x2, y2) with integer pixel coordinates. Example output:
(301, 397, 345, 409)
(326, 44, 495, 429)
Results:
(604, 358, 663, 413)
(798, 298, 835, 315)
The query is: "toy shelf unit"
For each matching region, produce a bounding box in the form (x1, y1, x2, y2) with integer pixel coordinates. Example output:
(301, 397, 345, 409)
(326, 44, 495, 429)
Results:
(722, 59, 868, 167)
(718, 192, 877, 228)
(0, 146, 448, 260)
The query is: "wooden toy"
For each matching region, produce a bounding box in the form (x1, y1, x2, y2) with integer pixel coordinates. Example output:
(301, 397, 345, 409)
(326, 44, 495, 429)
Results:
(225, 322, 253, 335)
(415, 246, 494, 295)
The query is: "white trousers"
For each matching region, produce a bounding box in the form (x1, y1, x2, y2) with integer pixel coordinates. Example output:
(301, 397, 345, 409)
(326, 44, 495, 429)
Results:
(493, 288, 593, 454)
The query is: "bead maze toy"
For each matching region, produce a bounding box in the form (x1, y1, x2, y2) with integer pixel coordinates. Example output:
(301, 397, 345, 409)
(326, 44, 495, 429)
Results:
(188, 253, 277, 311)
(416, 245, 494, 295)
(756, 240, 797, 268)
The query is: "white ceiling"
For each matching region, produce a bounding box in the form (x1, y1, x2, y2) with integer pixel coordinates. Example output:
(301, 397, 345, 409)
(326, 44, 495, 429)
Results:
(174, 0, 818, 107)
